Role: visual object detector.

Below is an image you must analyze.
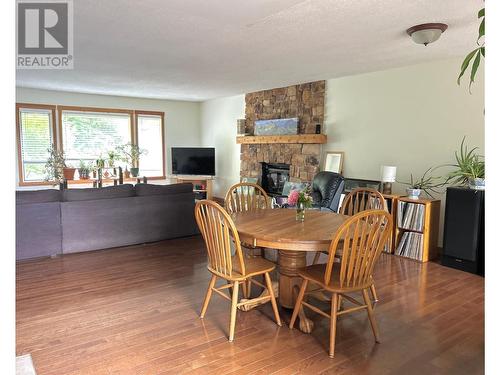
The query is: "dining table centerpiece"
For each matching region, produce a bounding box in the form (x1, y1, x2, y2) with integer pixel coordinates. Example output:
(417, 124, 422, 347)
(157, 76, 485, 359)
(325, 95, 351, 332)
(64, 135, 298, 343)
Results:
(288, 189, 313, 221)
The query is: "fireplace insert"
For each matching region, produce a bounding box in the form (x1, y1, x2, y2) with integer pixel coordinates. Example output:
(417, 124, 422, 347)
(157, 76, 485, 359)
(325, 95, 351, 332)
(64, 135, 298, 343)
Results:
(261, 162, 290, 196)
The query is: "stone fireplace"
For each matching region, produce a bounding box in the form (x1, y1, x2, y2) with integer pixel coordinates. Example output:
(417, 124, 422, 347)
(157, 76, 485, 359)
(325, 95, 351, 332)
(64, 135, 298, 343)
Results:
(240, 80, 325, 186)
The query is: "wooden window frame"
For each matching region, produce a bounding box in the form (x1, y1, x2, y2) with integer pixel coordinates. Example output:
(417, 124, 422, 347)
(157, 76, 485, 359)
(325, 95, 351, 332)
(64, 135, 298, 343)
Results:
(134, 110, 166, 180)
(16, 104, 167, 186)
(16, 103, 57, 186)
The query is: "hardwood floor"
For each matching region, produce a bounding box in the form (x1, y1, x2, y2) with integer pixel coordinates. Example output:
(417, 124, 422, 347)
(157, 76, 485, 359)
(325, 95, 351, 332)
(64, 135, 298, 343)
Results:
(16, 236, 484, 374)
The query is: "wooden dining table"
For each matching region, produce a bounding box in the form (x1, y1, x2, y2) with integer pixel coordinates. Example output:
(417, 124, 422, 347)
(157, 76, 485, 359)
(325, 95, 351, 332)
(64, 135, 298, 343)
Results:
(231, 208, 349, 333)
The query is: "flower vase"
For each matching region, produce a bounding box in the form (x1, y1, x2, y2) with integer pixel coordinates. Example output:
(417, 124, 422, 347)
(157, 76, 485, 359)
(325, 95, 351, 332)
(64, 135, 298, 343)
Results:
(296, 202, 305, 222)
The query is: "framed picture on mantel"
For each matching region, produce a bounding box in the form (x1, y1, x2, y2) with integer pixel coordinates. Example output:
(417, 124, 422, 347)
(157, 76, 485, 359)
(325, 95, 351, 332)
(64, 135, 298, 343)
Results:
(323, 151, 344, 174)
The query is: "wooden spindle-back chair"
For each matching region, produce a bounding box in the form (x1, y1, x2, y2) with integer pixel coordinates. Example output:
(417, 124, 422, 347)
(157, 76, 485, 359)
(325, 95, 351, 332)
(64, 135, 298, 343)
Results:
(195, 200, 281, 342)
(340, 188, 386, 216)
(224, 182, 270, 214)
(225, 182, 272, 289)
(290, 210, 392, 358)
(313, 188, 388, 302)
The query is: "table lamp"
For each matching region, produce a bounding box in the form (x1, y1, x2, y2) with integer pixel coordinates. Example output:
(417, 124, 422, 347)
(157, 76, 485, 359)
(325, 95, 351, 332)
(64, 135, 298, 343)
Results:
(380, 166, 397, 195)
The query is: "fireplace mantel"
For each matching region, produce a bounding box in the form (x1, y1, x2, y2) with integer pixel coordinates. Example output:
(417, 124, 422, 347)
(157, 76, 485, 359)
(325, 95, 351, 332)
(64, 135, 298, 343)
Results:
(236, 134, 327, 145)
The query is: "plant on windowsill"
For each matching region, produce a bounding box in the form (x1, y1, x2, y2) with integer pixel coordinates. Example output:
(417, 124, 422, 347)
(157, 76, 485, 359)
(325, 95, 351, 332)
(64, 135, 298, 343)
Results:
(445, 137, 485, 190)
(44, 146, 76, 182)
(78, 160, 91, 180)
(116, 143, 147, 177)
(399, 167, 446, 200)
(106, 150, 119, 168)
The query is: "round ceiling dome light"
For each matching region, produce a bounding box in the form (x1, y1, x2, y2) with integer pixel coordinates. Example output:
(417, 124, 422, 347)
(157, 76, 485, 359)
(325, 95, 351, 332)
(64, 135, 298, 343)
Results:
(406, 23, 448, 46)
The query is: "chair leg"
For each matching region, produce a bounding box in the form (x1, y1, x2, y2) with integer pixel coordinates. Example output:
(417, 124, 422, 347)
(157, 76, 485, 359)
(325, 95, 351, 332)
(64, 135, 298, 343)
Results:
(362, 288, 380, 343)
(312, 251, 321, 265)
(241, 280, 248, 299)
(329, 292, 338, 358)
(337, 294, 343, 312)
(289, 279, 308, 329)
(200, 275, 217, 318)
(370, 284, 379, 304)
(229, 281, 239, 342)
(264, 272, 281, 326)
(246, 277, 252, 298)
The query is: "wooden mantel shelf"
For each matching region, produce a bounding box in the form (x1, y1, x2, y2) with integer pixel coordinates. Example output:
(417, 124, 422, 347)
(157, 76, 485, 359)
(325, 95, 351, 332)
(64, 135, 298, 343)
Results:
(236, 134, 327, 144)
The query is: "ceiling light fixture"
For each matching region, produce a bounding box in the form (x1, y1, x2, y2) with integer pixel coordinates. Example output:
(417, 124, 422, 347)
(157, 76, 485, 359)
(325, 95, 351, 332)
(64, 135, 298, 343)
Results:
(406, 23, 448, 46)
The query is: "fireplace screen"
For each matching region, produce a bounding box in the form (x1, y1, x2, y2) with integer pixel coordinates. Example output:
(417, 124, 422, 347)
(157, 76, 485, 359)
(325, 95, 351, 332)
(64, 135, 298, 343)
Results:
(261, 162, 290, 196)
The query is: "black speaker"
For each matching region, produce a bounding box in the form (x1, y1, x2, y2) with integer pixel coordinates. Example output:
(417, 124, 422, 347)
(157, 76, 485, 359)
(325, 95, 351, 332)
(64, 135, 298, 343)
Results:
(441, 187, 484, 276)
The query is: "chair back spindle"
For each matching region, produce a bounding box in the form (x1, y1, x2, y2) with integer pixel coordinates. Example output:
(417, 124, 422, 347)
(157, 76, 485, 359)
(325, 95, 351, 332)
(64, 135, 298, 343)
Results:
(195, 200, 246, 278)
(340, 188, 387, 216)
(225, 182, 270, 214)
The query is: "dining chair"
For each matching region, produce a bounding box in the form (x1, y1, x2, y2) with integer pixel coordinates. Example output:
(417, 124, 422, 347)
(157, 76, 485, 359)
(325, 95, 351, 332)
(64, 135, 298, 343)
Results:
(225, 182, 272, 294)
(313, 188, 387, 303)
(225, 182, 270, 214)
(339, 188, 387, 216)
(289, 209, 392, 358)
(195, 200, 281, 342)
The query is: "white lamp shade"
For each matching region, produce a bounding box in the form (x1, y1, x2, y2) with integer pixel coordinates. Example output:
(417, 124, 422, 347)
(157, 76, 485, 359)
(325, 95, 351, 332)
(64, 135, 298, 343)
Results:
(381, 166, 397, 182)
(410, 29, 443, 45)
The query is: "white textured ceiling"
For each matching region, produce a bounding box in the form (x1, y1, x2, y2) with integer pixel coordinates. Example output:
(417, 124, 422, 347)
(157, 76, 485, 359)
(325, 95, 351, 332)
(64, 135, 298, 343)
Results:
(16, 0, 484, 101)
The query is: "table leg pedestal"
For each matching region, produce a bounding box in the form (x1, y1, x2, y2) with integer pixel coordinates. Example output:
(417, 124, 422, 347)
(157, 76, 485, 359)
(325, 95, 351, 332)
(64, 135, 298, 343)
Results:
(278, 250, 314, 334)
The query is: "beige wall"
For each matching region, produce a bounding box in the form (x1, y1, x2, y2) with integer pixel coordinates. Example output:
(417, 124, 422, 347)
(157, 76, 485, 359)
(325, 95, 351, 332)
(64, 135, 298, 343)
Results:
(16, 88, 202, 187)
(200, 94, 245, 197)
(200, 57, 485, 245)
(323, 57, 484, 244)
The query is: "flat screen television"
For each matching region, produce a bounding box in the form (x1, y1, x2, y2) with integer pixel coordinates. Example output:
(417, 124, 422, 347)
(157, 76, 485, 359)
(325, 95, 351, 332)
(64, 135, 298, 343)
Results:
(171, 147, 215, 176)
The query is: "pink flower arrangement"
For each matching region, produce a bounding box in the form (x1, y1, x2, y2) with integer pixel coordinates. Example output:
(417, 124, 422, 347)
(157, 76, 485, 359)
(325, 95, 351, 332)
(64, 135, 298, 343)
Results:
(287, 189, 313, 208)
(287, 190, 300, 206)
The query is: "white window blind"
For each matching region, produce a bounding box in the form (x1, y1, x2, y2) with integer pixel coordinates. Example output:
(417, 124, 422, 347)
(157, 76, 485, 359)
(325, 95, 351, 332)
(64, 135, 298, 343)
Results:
(137, 114, 164, 177)
(19, 108, 54, 182)
(61, 111, 132, 166)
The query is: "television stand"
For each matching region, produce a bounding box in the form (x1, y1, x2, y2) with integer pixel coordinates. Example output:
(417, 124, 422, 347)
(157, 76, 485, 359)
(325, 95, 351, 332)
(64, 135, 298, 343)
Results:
(175, 176, 213, 201)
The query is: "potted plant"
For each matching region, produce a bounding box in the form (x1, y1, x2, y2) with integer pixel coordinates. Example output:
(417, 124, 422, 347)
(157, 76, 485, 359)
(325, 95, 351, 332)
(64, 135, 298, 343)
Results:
(287, 188, 313, 221)
(116, 143, 147, 177)
(44, 146, 76, 181)
(107, 150, 119, 168)
(400, 167, 445, 199)
(446, 137, 485, 190)
(78, 160, 91, 180)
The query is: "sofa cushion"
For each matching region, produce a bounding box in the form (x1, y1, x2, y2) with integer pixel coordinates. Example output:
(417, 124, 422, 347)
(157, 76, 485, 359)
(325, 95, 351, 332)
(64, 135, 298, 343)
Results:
(62, 184, 135, 202)
(135, 183, 193, 196)
(16, 189, 61, 205)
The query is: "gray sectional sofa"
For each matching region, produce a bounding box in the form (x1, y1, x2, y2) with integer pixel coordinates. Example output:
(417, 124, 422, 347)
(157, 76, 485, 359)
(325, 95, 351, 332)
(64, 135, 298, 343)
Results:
(16, 183, 198, 260)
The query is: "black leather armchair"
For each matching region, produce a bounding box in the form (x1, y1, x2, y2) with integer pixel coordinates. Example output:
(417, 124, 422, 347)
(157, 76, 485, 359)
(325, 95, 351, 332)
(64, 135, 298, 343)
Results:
(311, 172, 345, 212)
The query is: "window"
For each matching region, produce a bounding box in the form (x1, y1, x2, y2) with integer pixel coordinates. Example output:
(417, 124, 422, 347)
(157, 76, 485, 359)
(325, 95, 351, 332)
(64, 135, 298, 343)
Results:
(136, 112, 165, 177)
(17, 104, 56, 183)
(16, 104, 166, 185)
(60, 107, 133, 166)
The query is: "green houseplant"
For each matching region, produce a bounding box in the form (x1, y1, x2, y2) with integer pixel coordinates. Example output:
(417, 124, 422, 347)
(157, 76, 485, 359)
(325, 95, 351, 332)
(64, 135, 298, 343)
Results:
(106, 150, 119, 168)
(458, 7, 484, 92)
(78, 160, 91, 180)
(116, 143, 147, 177)
(400, 167, 445, 199)
(44, 146, 76, 181)
(446, 137, 485, 190)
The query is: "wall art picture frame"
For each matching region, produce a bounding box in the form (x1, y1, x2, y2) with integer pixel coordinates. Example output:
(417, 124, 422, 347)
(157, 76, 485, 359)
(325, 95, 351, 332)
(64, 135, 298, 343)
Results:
(323, 151, 344, 174)
(254, 118, 299, 136)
